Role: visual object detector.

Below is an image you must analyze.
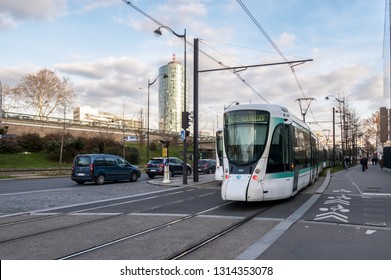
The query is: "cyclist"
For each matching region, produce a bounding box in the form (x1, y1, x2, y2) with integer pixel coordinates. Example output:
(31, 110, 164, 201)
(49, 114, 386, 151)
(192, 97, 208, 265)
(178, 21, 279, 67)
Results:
(344, 157, 350, 170)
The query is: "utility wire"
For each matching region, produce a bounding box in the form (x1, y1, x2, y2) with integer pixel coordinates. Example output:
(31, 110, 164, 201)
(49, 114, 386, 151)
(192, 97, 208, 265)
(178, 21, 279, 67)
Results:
(236, 0, 321, 128)
(199, 40, 269, 103)
(121, 0, 269, 103)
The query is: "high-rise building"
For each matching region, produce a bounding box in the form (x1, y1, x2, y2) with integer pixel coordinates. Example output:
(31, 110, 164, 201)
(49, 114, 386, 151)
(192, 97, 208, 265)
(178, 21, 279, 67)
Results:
(158, 54, 190, 133)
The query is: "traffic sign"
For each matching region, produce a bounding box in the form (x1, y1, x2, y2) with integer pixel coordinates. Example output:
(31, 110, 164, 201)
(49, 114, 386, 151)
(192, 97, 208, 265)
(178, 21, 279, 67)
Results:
(180, 130, 185, 141)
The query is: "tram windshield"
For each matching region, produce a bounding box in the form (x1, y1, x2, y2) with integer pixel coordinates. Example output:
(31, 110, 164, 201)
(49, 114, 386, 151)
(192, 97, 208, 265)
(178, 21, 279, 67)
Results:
(224, 110, 269, 165)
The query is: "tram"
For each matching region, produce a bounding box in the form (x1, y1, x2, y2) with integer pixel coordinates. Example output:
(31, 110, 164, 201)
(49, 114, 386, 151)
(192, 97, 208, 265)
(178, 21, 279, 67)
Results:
(221, 104, 322, 201)
(215, 128, 224, 181)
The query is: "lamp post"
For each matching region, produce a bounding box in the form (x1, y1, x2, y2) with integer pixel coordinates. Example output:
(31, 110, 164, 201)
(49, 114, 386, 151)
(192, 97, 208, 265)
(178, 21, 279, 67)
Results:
(209, 107, 219, 134)
(147, 73, 168, 162)
(332, 107, 336, 166)
(154, 26, 188, 184)
(326, 95, 345, 163)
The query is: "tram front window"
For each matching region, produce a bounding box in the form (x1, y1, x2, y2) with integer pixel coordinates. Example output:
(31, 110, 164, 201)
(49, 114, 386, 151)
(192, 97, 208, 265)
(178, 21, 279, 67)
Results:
(224, 110, 269, 165)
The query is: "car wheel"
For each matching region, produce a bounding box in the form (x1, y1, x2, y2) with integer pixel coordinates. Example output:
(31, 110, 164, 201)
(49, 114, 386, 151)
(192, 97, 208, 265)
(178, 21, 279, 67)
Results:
(169, 170, 174, 178)
(148, 174, 155, 179)
(130, 172, 138, 182)
(207, 168, 212, 174)
(76, 181, 85, 185)
(95, 174, 106, 185)
(187, 168, 192, 176)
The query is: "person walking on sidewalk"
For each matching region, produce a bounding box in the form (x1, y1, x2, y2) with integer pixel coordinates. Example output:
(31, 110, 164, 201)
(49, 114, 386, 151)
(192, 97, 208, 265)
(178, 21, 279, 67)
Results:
(360, 156, 368, 172)
(379, 157, 384, 170)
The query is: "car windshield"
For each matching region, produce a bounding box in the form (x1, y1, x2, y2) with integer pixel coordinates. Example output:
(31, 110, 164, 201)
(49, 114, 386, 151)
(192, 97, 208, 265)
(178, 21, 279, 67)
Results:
(148, 159, 164, 164)
(75, 156, 91, 166)
(199, 160, 208, 164)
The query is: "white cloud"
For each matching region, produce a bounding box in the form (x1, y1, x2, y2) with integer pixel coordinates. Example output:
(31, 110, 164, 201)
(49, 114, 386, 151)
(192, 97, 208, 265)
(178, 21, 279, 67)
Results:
(0, 13, 17, 30)
(276, 32, 296, 49)
(0, 0, 67, 30)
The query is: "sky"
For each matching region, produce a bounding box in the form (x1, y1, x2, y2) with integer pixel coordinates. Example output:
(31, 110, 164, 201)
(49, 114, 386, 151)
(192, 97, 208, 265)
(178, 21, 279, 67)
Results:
(0, 0, 388, 138)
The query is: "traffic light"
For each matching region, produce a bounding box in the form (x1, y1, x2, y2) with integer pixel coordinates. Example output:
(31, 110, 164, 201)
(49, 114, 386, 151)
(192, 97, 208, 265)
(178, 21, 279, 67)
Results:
(182, 111, 190, 129)
(159, 140, 169, 147)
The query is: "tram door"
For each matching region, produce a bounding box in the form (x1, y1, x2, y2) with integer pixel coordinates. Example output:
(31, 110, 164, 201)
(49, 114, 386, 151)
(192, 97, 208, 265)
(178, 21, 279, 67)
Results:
(293, 165, 299, 192)
(310, 135, 318, 182)
(291, 125, 299, 192)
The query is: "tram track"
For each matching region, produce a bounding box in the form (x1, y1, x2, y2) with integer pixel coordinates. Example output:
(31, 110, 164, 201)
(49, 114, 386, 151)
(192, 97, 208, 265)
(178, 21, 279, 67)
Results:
(0, 181, 286, 260)
(57, 202, 275, 260)
(0, 188, 195, 227)
(0, 186, 220, 246)
(166, 205, 274, 260)
(57, 201, 235, 260)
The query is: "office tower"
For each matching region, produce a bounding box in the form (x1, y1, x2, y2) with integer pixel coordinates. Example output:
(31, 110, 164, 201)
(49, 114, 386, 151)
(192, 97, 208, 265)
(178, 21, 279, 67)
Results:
(158, 54, 190, 133)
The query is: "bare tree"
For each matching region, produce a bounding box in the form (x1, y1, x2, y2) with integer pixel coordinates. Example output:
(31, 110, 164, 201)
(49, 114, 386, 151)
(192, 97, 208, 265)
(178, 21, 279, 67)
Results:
(11, 68, 74, 119)
(1, 83, 21, 112)
(360, 114, 378, 156)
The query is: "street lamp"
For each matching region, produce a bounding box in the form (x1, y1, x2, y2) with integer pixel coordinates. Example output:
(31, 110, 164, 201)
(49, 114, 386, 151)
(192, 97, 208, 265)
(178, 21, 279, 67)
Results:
(326, 95, 345, 163)
(147, 73, 168, 162)
(224, 101, 239, 110)
(154, 26, 188, 184)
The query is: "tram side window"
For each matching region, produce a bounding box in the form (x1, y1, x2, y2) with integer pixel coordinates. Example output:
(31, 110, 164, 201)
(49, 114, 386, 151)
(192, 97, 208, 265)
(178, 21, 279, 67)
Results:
(303, 132, 310, 167)
(311, 135, 319, 165)
(293, 127, 306, 167)
(267, 125, 290, 173)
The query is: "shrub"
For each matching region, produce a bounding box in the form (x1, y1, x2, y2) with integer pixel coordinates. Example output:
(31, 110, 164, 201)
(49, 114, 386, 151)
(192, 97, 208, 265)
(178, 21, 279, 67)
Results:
(126, 146, 139, 164)
(149, 141, 157, 151)
(0, 138, 23, 153)
(17, 133, 42, 152)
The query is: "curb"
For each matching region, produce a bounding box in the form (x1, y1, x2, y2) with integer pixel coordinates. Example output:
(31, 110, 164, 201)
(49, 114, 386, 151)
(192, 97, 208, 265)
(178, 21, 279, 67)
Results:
(315, 169, 331, 194)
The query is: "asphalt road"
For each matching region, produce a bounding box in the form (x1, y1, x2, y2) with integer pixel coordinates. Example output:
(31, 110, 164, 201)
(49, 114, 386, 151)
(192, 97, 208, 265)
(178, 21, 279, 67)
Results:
(0, 173, 319, 259)
(1, 166, 390, 260)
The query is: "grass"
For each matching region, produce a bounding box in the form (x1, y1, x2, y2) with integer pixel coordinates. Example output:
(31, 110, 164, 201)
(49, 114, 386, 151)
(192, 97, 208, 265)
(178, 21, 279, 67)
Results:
(0, 152, 71, 169)
(0, 143, 192, 170)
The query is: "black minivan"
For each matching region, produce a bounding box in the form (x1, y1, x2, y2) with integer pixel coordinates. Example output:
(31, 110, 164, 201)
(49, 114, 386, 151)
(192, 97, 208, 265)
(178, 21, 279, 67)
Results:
(71, 154, 141, 185)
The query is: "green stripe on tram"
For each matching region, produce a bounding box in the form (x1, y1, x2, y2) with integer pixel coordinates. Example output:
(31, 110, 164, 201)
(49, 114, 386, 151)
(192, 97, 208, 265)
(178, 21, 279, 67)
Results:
(266, 166, 318, 179)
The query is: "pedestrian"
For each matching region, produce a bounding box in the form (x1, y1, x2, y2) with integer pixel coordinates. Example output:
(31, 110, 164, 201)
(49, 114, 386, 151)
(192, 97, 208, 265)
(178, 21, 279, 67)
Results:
(379, 158, 384, 171)
(360, 157, 368, 172)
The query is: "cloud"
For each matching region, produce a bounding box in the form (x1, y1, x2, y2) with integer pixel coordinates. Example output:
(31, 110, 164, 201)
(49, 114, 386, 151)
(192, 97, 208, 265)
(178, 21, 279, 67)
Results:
(55, 56, 155, 116)
(276, 32, 296, 49)
(0, 0, 67, 30)
(0, 13, 17, 30)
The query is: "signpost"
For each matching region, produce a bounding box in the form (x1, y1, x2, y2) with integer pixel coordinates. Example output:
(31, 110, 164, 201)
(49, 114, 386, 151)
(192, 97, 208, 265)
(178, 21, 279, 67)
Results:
(160, 140, 170, 184)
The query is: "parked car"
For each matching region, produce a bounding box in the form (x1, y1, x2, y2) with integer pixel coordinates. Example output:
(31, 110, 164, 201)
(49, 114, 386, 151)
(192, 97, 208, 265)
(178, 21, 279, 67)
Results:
(198, 159, 216, 174)
(71, 154, 141, 185)
(145, 157, 192, 179)
(123, 135, 138, 142)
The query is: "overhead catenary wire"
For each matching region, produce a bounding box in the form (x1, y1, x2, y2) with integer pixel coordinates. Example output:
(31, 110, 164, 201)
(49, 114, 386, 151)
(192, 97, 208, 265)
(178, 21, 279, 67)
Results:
(121, 0, 269, 103)
(236, 0, 322, 128)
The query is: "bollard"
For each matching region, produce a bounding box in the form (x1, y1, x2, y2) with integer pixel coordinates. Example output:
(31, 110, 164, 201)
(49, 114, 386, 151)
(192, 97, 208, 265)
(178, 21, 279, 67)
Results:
(162, 161, 170, 183)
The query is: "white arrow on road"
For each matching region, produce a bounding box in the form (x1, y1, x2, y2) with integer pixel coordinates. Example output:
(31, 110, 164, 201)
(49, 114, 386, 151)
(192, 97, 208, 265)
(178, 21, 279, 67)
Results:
(314, 212, 348, 223)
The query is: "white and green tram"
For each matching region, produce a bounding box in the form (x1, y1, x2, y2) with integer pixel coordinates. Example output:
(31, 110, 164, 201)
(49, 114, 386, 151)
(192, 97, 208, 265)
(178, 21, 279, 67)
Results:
(215, 128, 224, 181)
(221, 104, 322, 201)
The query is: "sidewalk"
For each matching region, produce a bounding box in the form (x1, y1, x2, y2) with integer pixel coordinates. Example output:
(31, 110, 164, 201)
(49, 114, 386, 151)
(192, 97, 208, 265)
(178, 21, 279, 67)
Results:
(255, 164, 391, 259)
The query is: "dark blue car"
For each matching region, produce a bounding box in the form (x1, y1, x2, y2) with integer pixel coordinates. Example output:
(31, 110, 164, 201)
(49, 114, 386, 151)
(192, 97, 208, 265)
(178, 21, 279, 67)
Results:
(71, 154, 141, 185)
